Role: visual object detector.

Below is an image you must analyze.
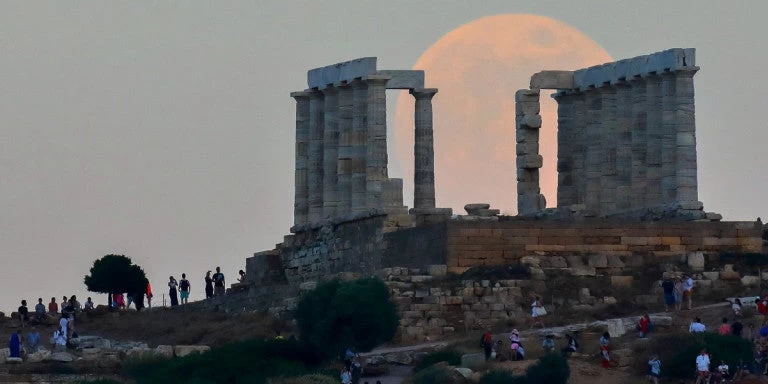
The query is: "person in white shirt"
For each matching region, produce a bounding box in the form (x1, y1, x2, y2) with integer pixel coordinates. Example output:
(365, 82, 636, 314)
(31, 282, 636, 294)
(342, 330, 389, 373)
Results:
(683, 275, 695, 310)
(695, 349, 710, 384)
(716, 360, 729, 381)
(689, 317, 706, 333)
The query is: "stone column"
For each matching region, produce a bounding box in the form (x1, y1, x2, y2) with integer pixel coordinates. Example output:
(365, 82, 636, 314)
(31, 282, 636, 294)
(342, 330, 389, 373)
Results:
(365, 75, 391, 210)
(290, 91, 310, 227)
(674, 67, 700, 203)
(644, 73, 663, 207)
(614, 81, 633, 212)
(599, 84, 617, 214)
(411, 88, 438, 209)
(571, 92, 587, 205)
(307, 89, 325, 222)
(553, 92, 574, 207)
(336, 82, 353, 216)
(350, 79, 368, 214)
(629, 76, 647, 210)
(660, 71, 677, 203)
(584, 87, 602, 213)
(321, 87, 339, 219)
(515, 89, 544, 215)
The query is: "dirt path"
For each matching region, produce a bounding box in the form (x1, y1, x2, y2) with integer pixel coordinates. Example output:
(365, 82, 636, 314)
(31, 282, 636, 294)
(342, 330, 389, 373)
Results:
(364, 365, 412, 384)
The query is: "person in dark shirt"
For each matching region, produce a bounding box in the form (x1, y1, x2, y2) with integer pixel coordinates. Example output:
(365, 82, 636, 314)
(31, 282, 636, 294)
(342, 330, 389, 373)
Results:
(732, 320, 744, 337)
(17, 300, 29, 327)
(661, 278, 675, 312)
(204, 271, 214, 299)
(213, 267, 226, 296)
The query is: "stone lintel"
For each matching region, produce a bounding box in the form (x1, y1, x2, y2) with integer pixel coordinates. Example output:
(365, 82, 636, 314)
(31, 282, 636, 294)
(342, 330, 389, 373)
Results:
(530, 70, 575, 90)
(363, 74, 392, 85)
(376, 70, 425, 89)
(308, 57, 377, 89)
(409, 207, 453, 216)
(290, 91, 311, 99)
(573, 48, 696, 90)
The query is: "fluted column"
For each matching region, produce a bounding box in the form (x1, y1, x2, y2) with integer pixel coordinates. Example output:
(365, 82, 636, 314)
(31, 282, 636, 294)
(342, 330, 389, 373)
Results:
(336, 82, 353, 216)
(290, 91, 310, 226)
(644, 73, 663, 207)
(660, 71, 678, 203)
(350, 80, 368, 214)
(629, 76, 647, 210)
(571, 92, 587, 205)
(365, 75, 390, 210)
(599, 85, 617, 214)
(554, 92, 574, 206)
(584, 87, 602, 213)
(307, 89, 325, 222)
(614, 81, 633, 212)
(411, 88, 438, 209)
(674, 67, 700, 203)
(321, 87, 339, 219)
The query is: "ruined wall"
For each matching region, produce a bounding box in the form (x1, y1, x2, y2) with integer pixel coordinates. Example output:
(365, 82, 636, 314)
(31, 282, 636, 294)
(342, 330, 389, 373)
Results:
(447, 220, 763, 273)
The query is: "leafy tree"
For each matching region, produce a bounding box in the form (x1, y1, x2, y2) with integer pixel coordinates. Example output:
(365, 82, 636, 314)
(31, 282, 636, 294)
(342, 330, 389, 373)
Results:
(295, 277, 399, 359)
(84, 254, 148, 298)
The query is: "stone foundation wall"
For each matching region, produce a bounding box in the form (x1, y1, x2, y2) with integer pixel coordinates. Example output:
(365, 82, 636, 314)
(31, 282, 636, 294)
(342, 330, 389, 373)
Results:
(447, 219, 763, 273)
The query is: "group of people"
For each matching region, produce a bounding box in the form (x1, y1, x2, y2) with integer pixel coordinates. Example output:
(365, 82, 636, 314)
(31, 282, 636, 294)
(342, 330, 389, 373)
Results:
(9, 295, 87, 359)
(479, 329, 580, 363)
(661, 274, 696, 312)
(166, 267, 235, 306)
(16, 296, 93, 328)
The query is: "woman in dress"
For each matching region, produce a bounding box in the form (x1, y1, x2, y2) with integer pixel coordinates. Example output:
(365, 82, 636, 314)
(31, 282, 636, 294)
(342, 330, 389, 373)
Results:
(168, 276, 179, 307)
(673, 277, 684, 311)
(530, 294, 545, 329)
(205, 271, 214, 299)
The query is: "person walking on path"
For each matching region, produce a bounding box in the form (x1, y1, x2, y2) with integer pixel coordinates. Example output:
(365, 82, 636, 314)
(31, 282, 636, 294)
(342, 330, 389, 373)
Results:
(683, 274, 695, 310)
(648, 354, 661, 384)
(179, 273, 191, 304)
(673, 277, 684, 311)
(480, 329, 493, 361)
(168, 276, 179, 307)
(204, 271, 214, 299)
(661, 277, 675, 312)
(213, 267, 226, 296)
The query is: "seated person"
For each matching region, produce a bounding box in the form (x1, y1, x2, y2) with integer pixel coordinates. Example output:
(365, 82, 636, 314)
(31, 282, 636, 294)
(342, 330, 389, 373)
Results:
(542, 334, 555, 354)
(8, 331, 21, 358)
(48, 297, 58, 314)
(238, 269, 247, 283)
(689, 318, 706, 333)
(26, 328, 40, 353)
(84, 297, 94, 311)
(34, 298, 47, 322)
(561, 334, 578, 357)
(715, 360, 730, 382)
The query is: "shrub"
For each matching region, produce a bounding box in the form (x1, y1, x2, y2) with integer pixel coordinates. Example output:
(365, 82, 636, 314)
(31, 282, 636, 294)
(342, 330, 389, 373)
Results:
(125, 338, 322, 384)
(268, 374, 337, 384)
(410, 364, 456, 384)
(295, 277, 399, 359)
(631, 332, 753, 379)
(524, 353, 570, 384)
(413, 349, 462, 372)
(479, 369, 526, 384)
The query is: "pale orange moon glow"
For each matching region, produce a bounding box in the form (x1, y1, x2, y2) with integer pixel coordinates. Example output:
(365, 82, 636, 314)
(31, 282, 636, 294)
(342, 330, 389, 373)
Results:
(394, 14, 612, 214)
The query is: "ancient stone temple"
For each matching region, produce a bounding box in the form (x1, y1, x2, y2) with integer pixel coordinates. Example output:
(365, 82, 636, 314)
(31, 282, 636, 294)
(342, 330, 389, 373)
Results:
(516, 48, 708, 219)
(290, 58, 451, 231)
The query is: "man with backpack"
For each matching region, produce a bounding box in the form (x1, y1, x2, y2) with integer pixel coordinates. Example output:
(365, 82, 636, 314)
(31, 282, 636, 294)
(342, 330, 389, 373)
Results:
(480, 329, 493, 361)
(213, 267, 226, 296)
(179, 273, 191, 304)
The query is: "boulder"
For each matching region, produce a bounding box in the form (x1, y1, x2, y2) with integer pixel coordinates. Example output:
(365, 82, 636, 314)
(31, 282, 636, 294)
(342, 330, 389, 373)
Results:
(464, 203, 491, 215)
(5, 357, 22, 364)
(587, 254, 608, 268)
(455, 367, 473, 378)
(611, 276, 634, 288)
(687, 252, 705, 271)
(702, 271, 719, 280)
(50, 352, 74, 362)
(82, 348, 102, 360)
(155, 345, 174, 358)
(742, 276, 761, 287)
(27, 349, 51, 363)
(603, 296, 618, 305)
(721, 264, 741, 280)
(648, 315, 673, 326)
(460, 353, 486, 369)
(612, 348, 633, 367)
(173, 345, 211, 357)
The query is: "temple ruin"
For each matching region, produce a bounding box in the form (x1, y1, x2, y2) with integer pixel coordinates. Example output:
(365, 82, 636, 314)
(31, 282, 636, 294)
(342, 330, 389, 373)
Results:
(517, 48, 709, 219)
(290, 58, 451, 232)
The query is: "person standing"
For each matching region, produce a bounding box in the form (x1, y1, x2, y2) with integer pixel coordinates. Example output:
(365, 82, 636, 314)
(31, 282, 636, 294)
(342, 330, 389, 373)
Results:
(213, 267, 226, 296)
(146, 282, 153, 309)
(179, 273, 191, 304)
(204, 271, 214, 299)
(530, 294, 545, 328)
(59, 314, 70, 341)
(168, 276, 179, 307)
(18, 300, 29, 328)
(683, 274, 695, 310)
(350, 357, 362, 384)
(648, 354, 661, 384)
(695, 349, 711, 384)
(480, 329, 493, 361)
(340, 366, 352, 384)
(719, 318, 732, 336)
(661, 278, 675, 312)
(673, 277, 684, 311)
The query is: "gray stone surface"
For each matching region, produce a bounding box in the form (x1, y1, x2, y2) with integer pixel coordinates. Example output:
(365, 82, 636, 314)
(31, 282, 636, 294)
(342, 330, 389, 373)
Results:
(308, 57, 377, 88)
(376, 70, 424, 89)
(573, 48, 696, 90)
(530, 70, 574, 89)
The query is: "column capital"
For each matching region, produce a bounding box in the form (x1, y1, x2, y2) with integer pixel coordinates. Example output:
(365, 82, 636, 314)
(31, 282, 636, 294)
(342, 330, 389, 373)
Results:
(333, 80, 351, 89)
(410, 88, 438, 100)
(290, 91, 311, 100)
(673, 66, 700, 78)
(363, 74, 391, 86)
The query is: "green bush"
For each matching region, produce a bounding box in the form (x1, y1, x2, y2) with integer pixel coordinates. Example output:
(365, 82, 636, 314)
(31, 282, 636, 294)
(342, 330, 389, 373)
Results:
(410, 364, 456, 384)
(524, 353, 570, 384)
(631, 332, 753, 379)
(295, 277, 399, 359)
(413, 349, 463, 372)
(125, 338, 322, 384)
(479, 369, 526, 384)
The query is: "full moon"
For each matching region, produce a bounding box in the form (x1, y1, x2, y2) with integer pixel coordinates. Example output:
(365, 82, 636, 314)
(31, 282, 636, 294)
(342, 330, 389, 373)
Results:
(393, 14, 612, 214)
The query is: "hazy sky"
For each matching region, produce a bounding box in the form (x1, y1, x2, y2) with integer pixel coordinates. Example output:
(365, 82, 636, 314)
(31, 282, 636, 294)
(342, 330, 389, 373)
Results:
(1, 1, 766, 312)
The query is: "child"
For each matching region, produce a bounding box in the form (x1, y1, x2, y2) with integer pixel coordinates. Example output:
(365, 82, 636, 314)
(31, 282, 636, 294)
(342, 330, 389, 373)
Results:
(648, 354, 661, 384)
